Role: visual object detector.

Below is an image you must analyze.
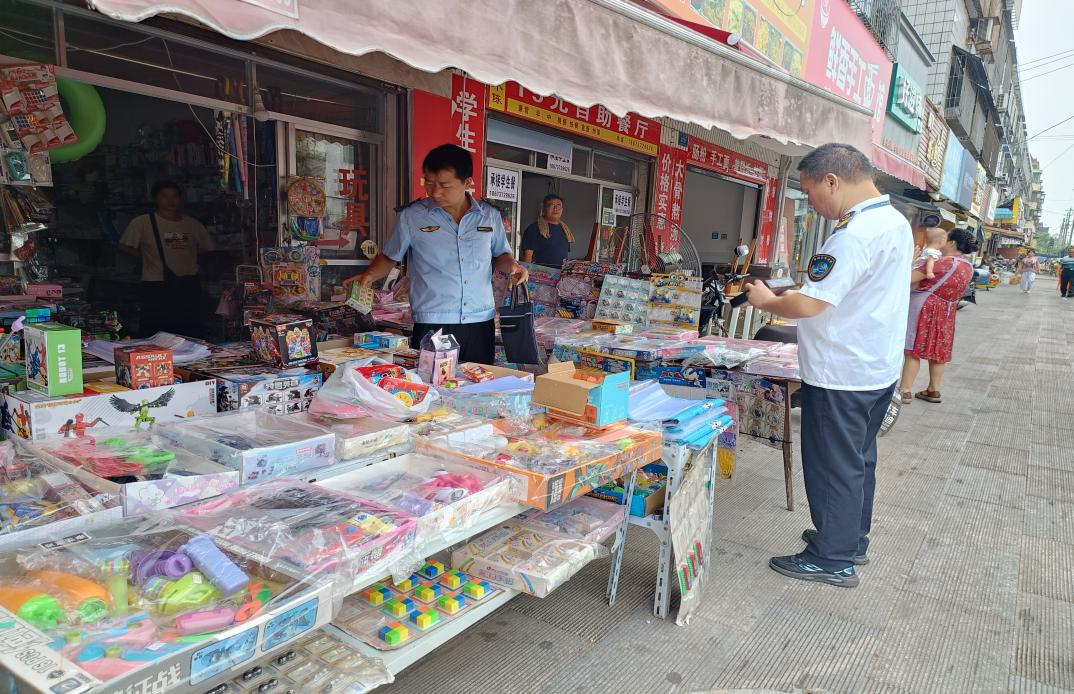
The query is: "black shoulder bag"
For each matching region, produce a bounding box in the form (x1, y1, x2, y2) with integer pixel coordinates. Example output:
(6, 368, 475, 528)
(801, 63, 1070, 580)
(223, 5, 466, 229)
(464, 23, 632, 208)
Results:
(498, 282, 540, 365)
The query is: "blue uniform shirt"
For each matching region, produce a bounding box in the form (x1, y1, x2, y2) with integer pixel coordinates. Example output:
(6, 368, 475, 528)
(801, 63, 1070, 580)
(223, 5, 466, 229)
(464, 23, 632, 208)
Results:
(382, 196, 511, 324)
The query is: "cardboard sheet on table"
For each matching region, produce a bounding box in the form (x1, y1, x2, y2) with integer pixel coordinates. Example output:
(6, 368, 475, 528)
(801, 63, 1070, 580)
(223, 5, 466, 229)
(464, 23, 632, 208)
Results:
(455, 376, 534, 394)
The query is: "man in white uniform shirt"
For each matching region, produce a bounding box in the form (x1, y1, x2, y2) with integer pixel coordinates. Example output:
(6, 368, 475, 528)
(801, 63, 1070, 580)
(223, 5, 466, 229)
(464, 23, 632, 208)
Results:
(746, 144, 912, 587)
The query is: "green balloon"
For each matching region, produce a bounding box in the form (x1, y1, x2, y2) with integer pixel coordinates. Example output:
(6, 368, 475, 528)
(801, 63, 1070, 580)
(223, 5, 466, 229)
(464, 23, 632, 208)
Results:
(49, 78, 106, 164)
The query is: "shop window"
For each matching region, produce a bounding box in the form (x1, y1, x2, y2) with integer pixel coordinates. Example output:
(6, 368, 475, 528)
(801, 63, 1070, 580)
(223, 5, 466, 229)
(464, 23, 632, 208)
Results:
(487, 141, 531, 165)
(256, 66, 381, 133)
(592, 151, 635, 186)
(295, 130, 377, 261)
(63, 15, 247, 104)
(0, 3, 55, 63)
(572, 147, 591, 177)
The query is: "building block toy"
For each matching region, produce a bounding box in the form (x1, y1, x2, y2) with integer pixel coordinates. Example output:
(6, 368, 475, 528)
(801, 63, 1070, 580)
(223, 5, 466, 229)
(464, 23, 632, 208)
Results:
(393, 574, 421, 593)
(462, 580, 492, 601)
(362, 585, 393, 607)
(382, 597, 415, 618)
(419, 560, 444, 579)
(412, 583, 442, 604)
(377, 622, 409, 646)
(408, 608, 441, 631)
(437, 593, 466, 615)
(439, 569, 465, 590)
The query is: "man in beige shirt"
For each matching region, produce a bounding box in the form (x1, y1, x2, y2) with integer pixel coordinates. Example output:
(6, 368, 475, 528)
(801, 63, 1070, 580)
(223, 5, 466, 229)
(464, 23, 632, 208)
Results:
(119, 180, 215, 337)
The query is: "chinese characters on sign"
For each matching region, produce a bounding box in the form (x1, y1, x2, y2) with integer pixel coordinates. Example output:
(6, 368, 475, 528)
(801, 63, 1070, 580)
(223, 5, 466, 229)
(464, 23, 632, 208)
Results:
(485, 166, 519, 202)
(332, 167, 368, 246)
(488, 82, 661, 155)
(654, 142, 687, 244)
(450, 74, 486, 195)
(684, 136, 768, 186)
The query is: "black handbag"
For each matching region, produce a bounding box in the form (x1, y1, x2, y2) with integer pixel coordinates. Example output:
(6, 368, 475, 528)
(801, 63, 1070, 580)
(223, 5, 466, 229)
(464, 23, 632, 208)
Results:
(498, 282, 540, 365)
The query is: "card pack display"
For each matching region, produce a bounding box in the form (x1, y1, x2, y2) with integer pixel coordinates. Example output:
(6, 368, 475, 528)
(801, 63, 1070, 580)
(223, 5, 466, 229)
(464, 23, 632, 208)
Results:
(0, 64, 78, 153)
(595, 274, 651, 328)
(648, 273, 703, 331)
(555, 261, 625, 320)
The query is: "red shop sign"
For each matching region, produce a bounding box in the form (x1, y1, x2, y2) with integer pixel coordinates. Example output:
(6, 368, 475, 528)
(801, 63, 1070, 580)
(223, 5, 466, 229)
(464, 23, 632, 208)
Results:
(684, 135, 768, 185)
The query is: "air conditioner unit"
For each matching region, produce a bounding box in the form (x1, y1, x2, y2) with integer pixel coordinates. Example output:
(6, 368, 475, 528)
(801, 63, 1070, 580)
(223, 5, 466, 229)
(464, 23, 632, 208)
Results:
(973, 17, 999, 57)
(995, 93, 1008, 112)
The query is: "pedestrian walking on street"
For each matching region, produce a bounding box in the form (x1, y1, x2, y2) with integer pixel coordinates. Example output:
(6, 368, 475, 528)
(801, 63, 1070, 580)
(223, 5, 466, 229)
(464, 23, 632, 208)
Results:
(900, 228, 977, 404)
(1017, 249, 1040, 294)
(746, 143, 912, 588)
(1058, 248, 1074, 298)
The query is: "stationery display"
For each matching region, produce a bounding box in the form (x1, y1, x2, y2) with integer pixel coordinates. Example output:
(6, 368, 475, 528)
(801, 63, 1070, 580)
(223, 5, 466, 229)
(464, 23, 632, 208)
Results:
(647, 273, 703, 331)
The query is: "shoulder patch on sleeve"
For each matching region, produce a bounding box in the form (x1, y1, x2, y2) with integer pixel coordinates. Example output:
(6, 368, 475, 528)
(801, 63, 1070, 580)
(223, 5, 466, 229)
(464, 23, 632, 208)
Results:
(807, 254, 837, 281)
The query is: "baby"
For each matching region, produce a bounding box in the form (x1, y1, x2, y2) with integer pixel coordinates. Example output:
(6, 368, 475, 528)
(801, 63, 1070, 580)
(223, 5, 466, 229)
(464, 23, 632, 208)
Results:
(914, 227, 946, 279)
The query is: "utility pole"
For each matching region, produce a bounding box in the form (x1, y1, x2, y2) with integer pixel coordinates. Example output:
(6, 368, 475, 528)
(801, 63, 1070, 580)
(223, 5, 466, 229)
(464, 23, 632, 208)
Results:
(1062, 208, 1074, 249)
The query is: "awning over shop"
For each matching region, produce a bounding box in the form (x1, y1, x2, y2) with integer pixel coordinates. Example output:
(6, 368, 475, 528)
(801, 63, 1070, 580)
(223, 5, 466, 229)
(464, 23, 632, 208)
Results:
(872, 144, 927, 190)
(88, 0, 874, 152)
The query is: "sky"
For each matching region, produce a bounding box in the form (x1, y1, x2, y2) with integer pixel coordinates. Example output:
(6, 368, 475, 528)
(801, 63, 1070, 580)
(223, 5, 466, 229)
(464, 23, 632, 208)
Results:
(1016, 0, 1074, 236)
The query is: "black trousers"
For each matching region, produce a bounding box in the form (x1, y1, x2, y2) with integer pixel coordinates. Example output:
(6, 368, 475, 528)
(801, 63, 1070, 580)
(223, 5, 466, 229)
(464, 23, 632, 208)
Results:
(411, 319, 495, 365)
(140, 278, 204, 338)
(799, 382, 895, 571)
(1061, 270, 1074, 297)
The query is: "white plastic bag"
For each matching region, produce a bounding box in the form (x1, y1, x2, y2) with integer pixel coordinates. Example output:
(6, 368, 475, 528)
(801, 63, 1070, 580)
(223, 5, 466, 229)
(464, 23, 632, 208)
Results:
(309, 357, 439, 421)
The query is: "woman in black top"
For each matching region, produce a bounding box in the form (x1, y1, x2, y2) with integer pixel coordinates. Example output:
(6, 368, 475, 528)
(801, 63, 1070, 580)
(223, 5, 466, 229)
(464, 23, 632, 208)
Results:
(520, 194, 574, 267)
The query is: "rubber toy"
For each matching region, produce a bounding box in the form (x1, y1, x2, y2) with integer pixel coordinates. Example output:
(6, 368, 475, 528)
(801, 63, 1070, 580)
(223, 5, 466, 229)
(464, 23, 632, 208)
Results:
(100, 559, 129, 617)
(0, 585, 65, 630)
(142, 572, 219, 615)
(25, 570, 109, 623)
(179, 534, 249, 595)
(49, 79, 106, 164)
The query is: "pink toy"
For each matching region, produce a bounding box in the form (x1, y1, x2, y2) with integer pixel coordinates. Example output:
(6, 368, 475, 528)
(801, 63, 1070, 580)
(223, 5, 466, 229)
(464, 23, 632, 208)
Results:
(175, 606, 235, 635)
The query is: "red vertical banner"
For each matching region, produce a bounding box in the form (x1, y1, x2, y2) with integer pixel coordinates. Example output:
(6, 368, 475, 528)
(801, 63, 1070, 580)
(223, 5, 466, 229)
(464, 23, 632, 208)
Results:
(754, 177, 780, 265)
(410, 75, 487, 199)
(653, 141, 688, 246)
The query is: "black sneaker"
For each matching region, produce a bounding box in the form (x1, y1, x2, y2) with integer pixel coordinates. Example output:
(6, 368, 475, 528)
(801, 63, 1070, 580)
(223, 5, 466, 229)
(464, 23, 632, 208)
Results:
(801, 529, 870, 565)
(769, 554, 859, 588)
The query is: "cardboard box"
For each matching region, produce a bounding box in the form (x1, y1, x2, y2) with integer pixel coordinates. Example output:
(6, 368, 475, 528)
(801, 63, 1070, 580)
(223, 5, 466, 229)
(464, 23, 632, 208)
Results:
(82, 381, 131, 394)
(31, 428, 240, 516)
(207, 365, 321, 415)
(114, 344, 174, 389)
(155, 410, 336, 484)
(415, 427, 662, 512)
(0, 519, 336, 694)
(293, 412, 410, 461)
(250, 314, 318, 367)
(23, 322, 82, 396)
(418, 331, 458, 386)
(353, 331, 409, 351)
(2, 379, 218, 441)
(315, 346, 379, 378)
(532, 361, 629, 427)
(459, 362, 535, 383)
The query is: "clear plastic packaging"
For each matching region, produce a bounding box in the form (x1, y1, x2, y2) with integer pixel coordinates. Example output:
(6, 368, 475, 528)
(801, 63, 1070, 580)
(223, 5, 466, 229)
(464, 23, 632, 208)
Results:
(317, 453, 519, 550)
(30, 427, 240, 514)
(515, 496, 625, 542)
(0, 442, 120, 547)
(293, 412, 410, 461)
(437, 378, 534, 419)
(451, 524, 606, 597)
(310, 356, 439, 420)
(0, 515, 329, 689)
(154, 410, 336, 484)
(177, 479, 417, 577)
(407, 409, 494, 445)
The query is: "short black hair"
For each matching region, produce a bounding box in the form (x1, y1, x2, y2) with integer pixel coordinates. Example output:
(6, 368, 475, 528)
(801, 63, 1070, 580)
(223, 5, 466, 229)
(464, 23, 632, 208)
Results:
(797, 143, 874, 183)
(422, 144, 473, 181)
(542, 194, 564, 206)
(947, 228, 979, 255)
(151, 180, 182, 198)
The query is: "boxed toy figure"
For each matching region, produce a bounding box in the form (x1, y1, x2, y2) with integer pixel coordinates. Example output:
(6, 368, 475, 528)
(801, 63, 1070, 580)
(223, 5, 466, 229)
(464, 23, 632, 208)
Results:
(207, 365, 321, 414)
(114, 344, 174, 389)
(250, 314, 318, 367)
(24, 322, 83, 396)
(353, 331, 409, 352)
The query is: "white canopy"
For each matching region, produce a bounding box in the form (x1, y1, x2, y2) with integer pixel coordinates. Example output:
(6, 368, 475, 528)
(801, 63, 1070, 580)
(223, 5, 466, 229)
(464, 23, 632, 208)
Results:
(89, 0, 874, 151)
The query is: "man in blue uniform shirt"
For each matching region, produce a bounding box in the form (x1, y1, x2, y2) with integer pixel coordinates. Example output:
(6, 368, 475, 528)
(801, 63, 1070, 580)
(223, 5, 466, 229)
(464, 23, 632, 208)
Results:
(347, 144, 528, 364)
(746, 143, 913, 588)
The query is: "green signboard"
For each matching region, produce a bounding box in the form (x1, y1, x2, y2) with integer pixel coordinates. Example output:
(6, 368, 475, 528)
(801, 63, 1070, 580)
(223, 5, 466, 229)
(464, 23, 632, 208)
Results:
(887, 63, 924, 133)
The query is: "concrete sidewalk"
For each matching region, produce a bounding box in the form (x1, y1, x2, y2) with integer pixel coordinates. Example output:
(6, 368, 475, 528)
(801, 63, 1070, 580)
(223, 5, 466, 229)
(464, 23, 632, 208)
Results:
(385, 280, 1073, 694)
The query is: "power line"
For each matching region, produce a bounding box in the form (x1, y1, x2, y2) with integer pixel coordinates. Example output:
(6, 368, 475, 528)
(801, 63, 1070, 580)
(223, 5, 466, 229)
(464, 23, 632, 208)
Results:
(1020, 51, 1074, 72)
(1020, 47, 1074, 67)
(1022, 61, 1074, 83)
(1042, 143, 1074, 170)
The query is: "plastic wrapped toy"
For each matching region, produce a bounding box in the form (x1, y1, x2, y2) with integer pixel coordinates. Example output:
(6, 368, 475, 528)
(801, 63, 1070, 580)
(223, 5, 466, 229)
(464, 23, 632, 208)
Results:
(515, 496, 625, 542)
(178, 479, 417, 577)
(310, 357, 440, 421)
(0, 515, 326, 689)
(293, 412, 410, 461)
(154, 410, 335, 484)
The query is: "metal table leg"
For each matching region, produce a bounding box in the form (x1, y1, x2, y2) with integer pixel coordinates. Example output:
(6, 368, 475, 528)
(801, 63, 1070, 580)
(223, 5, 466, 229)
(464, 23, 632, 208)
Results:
(782, 381, 799, 511)
(607, 468, 639, 606)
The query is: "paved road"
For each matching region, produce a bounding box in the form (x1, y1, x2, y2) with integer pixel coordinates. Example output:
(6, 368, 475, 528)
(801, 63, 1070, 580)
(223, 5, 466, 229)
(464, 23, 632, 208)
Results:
(387, 279, 1073, 694)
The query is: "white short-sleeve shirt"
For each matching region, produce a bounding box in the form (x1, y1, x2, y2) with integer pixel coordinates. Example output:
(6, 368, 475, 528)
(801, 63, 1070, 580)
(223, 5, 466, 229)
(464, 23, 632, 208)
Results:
(797, 195, 914, 391)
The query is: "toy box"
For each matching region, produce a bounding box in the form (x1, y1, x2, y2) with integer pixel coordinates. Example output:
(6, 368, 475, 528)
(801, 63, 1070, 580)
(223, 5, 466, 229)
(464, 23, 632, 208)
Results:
(179, 479, 417, 576)
(2, 379, 218, 441)
(154, 410, 336, 485)
(292, 412, 410, 461)
(114, 344, 174, 390)
(250, 315, 318, 367)
(392, 348, 420, 369)
(450, 524, 606, 597)
(589, 463, 668, 517)
(417, 330, 458, 387)
(515, 496, 625, 542)
(532, 361, 630, 427)
(31, 428, 240, 516)
(83, 380, 132, 395)
(415, 423, 662, 512)
(0, 516, 336, 694)
(0, 443, 122, 552)
(353, 331, 410, 352)
(315, 346, 379, 378)
(208, 365, 322, 415)
(0, 331, 22, 363)
(317, 453, 518, 550)
(23, 322, 83, 396)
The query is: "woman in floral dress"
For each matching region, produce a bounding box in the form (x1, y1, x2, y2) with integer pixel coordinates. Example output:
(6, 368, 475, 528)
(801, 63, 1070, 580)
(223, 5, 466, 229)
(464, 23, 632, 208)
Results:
(899, 228, 978, 404)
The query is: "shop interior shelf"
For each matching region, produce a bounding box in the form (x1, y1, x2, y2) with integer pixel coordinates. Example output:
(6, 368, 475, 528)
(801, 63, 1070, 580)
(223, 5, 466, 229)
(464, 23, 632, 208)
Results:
(323, 587, 518, 676)
(338, 500, 529, 597)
